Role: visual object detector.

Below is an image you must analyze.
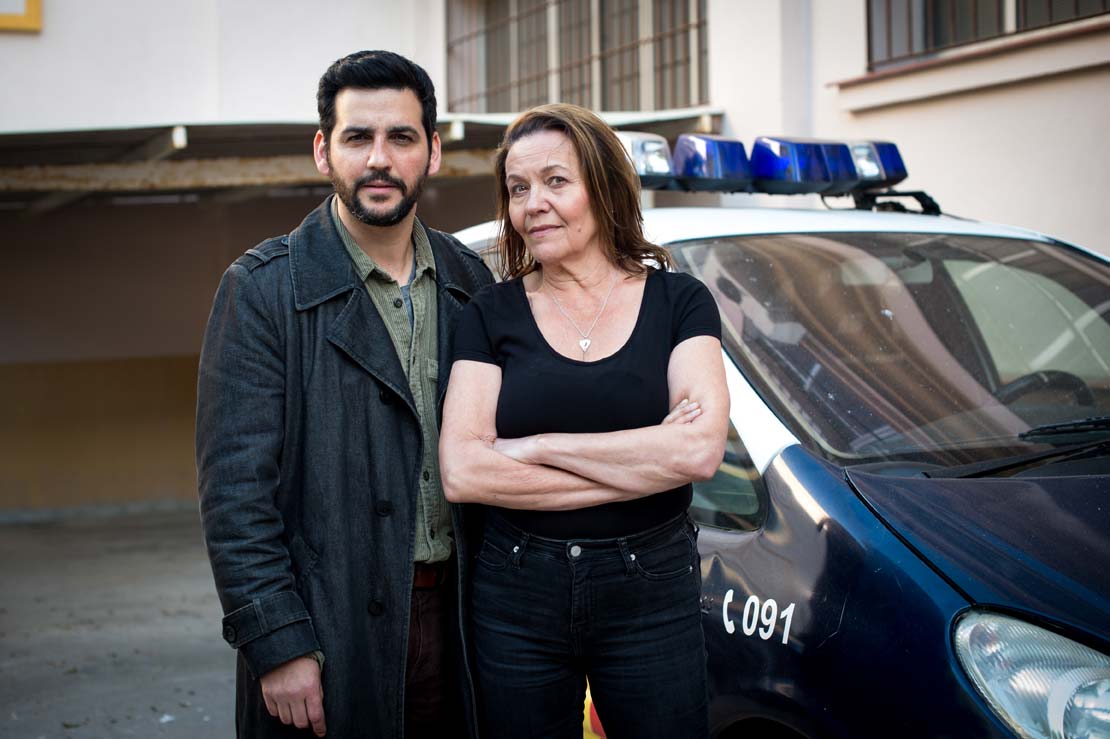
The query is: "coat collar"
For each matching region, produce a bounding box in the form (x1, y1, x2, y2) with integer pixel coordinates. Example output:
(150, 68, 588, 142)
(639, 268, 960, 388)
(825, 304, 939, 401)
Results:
(288, 196, 482, 416)
(289, 196, 477, 311)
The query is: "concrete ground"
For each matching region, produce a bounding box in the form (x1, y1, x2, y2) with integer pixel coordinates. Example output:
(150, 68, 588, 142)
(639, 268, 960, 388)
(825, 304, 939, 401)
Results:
(0, 509, 235, 739)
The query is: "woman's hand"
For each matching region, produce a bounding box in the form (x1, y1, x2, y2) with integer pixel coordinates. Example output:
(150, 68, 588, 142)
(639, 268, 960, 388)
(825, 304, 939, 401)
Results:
(661, 398, 702, 425)
(493, 436, 539, 464)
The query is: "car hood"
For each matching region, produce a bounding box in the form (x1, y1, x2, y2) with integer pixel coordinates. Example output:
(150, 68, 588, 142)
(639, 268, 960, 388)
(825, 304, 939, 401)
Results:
(845, 469, 1110, 643)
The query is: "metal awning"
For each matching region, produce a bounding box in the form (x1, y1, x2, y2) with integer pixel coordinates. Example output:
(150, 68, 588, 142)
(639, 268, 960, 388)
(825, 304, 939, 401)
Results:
(0, 107, 722, 213)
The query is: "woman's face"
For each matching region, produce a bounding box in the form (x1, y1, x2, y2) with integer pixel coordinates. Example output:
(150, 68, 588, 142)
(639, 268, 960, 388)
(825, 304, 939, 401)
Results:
(504, 129, 600, 267)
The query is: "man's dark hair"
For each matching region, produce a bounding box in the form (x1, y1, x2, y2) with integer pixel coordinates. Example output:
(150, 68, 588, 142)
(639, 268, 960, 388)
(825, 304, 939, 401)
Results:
(317, 50, 437, 147)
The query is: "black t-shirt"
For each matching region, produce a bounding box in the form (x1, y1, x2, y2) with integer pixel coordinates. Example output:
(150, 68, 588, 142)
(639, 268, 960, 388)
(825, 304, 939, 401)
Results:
(452, 268, 721, 538)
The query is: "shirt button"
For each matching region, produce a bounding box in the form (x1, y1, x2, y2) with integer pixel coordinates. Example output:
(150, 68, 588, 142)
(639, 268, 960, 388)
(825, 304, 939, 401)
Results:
(367, 600, 384, 616)
(422, 470, 431, 482)
(375, 501, 393, 517)
(393, 298, 403, 308)
(569, 545, 582, 558)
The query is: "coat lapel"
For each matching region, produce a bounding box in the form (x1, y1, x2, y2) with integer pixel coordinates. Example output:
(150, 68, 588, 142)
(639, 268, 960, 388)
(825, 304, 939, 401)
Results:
(328, 288, 416, 415)
(287, 197, 416, 415)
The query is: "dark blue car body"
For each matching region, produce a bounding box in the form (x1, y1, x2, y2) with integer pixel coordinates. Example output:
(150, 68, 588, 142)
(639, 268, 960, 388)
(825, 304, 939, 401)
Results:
(696, 446, 1109, 737)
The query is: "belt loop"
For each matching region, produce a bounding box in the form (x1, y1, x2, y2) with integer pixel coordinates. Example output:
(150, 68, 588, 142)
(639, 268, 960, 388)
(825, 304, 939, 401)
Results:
(617, 538, 636, 576)
(509, 533, 529, 567)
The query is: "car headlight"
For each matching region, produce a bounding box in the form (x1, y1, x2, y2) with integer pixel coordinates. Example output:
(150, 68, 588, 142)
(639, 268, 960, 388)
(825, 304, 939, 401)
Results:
(954, 611, 1110, 739)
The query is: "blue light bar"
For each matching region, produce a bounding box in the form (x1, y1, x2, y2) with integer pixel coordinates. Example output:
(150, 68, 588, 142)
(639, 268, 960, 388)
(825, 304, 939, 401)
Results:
(671, 134, 752, 192)
(750, 137, 834, 194)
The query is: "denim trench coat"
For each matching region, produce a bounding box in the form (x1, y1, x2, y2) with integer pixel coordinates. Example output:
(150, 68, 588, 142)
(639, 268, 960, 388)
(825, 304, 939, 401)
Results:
(196, 197, 493, 738)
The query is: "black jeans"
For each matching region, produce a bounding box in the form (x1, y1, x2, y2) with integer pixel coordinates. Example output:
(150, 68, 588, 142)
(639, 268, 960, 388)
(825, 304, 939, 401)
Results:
(470, 512, 708, 739)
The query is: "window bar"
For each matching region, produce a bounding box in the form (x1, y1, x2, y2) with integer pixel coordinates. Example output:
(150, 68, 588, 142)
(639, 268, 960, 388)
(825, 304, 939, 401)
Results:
(886, 0, 894, 63)
(906, 0, 914, 59)
(640, 0, 654, 111)
(866, 0, 874, 65)
(688, 0, 700, 106)
(590, 0, 601, 110)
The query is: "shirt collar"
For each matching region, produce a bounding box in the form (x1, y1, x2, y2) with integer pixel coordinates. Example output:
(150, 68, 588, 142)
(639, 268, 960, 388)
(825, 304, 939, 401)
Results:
(330, 196, 436, 284)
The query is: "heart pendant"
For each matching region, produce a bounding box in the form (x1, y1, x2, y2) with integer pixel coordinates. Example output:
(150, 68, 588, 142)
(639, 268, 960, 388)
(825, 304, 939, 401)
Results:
(579, 338, 592, 354)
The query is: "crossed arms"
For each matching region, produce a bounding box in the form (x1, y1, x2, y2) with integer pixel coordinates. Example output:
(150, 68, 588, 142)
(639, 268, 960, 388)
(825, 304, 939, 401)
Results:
(439, 335, 730, 509)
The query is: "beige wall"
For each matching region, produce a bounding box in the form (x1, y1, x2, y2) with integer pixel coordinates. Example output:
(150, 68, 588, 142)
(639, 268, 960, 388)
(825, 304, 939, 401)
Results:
(0, 0, 448, 133)
(706, 1, 1109, 255)
(808, 5, 1110, 255)
(0, 356, 199, 509)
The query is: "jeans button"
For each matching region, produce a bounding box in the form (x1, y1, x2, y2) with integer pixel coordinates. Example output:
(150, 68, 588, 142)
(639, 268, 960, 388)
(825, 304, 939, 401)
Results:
(569, 545, 582, 558)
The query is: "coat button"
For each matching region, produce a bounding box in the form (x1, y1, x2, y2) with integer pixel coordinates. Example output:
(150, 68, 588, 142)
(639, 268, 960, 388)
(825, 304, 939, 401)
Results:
(379, 389, 392, 405)
(375, 501, 394, 517)
(422, 470, 430, 482)
(393, 298, 403, 309)
(222, 624, 237, 642)
(367, 600, 384, 616)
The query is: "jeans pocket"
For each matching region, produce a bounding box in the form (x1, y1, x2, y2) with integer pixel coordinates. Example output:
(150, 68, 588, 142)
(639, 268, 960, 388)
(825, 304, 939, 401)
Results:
(631, 526, 696, 581)
(475, 536, 511, 572)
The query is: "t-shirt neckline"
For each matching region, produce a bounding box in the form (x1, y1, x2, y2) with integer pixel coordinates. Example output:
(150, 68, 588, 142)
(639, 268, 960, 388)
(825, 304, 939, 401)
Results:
(513, 269, 657, 366)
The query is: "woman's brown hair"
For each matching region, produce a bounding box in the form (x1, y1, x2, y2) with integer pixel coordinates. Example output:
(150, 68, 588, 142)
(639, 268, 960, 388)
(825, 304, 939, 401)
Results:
(493, 103, 672, 280)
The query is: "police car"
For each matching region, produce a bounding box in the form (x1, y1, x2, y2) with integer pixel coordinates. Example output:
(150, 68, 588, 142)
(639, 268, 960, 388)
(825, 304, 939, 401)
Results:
(455, 133, 1110, 739)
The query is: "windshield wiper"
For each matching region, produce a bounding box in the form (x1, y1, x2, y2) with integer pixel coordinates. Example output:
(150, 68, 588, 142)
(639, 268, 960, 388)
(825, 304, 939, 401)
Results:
(923, 437, 1110, 479)
(1018, 416, 1110, 441)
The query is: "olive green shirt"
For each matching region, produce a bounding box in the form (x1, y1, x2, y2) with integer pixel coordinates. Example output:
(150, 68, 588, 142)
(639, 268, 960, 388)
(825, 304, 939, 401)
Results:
(331, 198, 452, 563)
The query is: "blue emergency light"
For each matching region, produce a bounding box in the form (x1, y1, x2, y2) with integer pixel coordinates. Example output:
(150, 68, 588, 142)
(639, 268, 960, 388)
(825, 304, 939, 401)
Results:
(671, 133, 752, 192)
(751, 137, 853, 194)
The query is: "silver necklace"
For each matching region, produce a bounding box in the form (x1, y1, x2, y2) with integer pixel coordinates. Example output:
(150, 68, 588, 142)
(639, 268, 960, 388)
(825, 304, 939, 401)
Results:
(544, 272, 619, 359)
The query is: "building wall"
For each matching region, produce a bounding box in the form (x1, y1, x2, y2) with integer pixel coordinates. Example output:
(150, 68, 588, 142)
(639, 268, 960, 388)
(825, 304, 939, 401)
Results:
(0, 0, 448, 133)
(808, 2, 1109, 254)
(704, 0, 1109, 255)
(0, 180, 485, 512)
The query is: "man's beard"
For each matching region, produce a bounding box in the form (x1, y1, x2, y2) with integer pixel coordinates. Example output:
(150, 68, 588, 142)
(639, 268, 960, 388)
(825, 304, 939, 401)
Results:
(331, 164, 429, 228)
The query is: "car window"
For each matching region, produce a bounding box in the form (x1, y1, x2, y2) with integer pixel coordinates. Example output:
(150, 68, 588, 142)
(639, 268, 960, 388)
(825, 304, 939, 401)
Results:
(689, 420, 766, 531)
(671, 233, 1110, 467)
(947, 258, 1110, 386)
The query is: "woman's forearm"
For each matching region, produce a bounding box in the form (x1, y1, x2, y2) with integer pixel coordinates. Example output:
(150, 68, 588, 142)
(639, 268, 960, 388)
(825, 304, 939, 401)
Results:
(510, 420, 726, 494)
(441, 436, 650, 510)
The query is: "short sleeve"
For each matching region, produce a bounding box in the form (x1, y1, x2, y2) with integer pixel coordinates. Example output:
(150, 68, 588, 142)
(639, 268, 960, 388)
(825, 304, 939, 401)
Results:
(672, 273, 722, 346)
(452, 292, 500, 365)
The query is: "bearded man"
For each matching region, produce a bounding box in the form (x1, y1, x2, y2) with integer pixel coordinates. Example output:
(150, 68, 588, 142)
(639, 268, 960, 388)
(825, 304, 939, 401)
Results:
(196, 50, 492, 738)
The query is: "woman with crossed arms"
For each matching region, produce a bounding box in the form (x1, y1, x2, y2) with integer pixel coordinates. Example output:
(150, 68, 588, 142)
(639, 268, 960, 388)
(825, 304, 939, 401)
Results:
(440, 103, 728, 739)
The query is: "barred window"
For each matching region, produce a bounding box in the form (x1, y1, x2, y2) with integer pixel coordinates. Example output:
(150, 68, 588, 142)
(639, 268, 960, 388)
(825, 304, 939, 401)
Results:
(867, 0, 1108, 70)
(559, 0, 593, 107)
(1018, 0, 1109, 29)
(447, 0, 708, 113)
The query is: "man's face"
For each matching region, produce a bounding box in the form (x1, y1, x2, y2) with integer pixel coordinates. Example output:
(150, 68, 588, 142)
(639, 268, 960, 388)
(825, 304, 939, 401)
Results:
(314, 87, 441, 228)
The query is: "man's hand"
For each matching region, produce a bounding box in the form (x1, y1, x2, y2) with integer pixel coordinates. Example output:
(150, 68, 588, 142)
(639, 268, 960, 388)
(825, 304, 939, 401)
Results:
(260, 655, 326, 736)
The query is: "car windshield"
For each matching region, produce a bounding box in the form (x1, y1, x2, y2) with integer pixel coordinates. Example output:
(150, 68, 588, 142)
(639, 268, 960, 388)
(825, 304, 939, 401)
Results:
(670, 232, 1110, 467)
